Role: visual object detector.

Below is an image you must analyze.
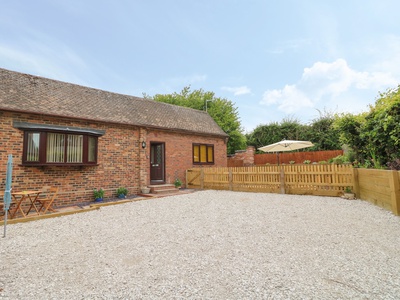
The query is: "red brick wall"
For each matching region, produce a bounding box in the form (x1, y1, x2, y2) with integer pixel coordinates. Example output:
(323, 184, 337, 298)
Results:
(227, 146, 255, 167)
(146, 129, 227, 185)
(0, 111, 227, 209)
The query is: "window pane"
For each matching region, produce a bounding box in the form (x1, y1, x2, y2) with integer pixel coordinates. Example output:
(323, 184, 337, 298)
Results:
(27, 133, 40, 162)
(67, 135, 83, 163)
(88, 136, 96, 162)
(200, 145, 207, 162)
(207, 146, 214, 163)
(193, 145, 200, 162)
(47, 133, 65, 162)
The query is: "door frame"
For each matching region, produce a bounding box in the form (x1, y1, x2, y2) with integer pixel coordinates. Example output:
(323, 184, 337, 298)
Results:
(150, 142, 166, 184)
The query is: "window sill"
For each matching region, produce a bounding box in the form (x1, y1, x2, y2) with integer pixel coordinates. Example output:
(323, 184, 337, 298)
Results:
(20, 163, 99, 167)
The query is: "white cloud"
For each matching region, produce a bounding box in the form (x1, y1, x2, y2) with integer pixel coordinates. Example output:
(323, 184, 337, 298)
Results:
(262, 85, 313, 113)
(260, 58, 398, 117)
(221, 86, 251, 96)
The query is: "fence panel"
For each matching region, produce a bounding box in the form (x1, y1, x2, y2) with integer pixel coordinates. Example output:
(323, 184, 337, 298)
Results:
(283, 164, 353, 196)
(231, 166, 281, 193)
(187, 164, 353, 196)
(187, 166, 400, 216)
(357, 168, 395, 212)
(204, 167, 230, 190)
(254, 150, 343, 165)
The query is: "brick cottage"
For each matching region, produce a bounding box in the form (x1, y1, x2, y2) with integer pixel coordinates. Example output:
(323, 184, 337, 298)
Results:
(0, 68, 228, 207)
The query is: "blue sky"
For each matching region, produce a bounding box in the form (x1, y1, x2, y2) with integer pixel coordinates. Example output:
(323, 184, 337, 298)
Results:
(1, 1, 400, 132)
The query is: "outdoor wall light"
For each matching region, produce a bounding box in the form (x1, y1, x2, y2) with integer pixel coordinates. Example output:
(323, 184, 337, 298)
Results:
(141, 141, 146, 149)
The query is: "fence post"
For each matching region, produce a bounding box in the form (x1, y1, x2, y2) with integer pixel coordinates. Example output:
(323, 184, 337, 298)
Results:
(388, 171, 400, 216)
(200, 169, 204, 190)
(229, 168, 233, 191)
(352, 167, 360, 198)
(280, 166, 285, 194)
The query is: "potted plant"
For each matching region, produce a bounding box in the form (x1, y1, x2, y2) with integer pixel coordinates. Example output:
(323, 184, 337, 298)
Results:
(343, 186, 355, 199)
(174, 178, 182, 189)
(141, 186, 151, 194)
(116, 187, 128, 199)
(93, 188, 105, 202)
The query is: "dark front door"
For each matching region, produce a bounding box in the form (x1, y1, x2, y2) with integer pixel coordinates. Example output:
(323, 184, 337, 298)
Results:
(150, 142, 165, 183)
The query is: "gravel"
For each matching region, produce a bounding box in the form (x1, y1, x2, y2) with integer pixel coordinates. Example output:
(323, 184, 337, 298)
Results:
(1, 190, 400, 299)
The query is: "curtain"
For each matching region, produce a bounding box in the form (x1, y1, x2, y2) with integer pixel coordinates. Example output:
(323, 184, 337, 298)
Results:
(193, 145, 200, 162)
(207, 146, 214, 163)
(46, 133, 65, 162)
(67, 135, 83, 163)
(200, 145, 207, 162)
(27, 132, 40, 161)
(88, 136, 96, 162)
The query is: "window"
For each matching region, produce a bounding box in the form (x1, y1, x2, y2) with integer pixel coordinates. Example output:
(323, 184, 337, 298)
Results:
(23, 131, 98, 165)
(193, 143, 214, 164)
(15, 122, 104, 166)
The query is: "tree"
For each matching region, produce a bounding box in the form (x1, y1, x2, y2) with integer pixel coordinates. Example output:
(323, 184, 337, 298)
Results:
(246, 118, 310, 150)
(361, 86, 400, 167)
(246, 113, 342, 152)
(147, 86, 246, 154)
(333, 113, 366, 163)
(279, 117, 308, 141)
(246, 122, 282, 150)
(333, 85, 400, 169)
(307, 111, 341, 150)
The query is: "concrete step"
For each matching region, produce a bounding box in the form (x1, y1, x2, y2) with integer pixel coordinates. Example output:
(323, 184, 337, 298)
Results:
(149, 184, 179, 195)
(153, 188, 179, 195)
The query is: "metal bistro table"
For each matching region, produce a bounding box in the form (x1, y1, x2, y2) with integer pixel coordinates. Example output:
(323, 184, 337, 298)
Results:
(10, 190, 42, 219)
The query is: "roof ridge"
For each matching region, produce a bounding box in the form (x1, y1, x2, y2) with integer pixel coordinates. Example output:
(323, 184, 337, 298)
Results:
(0, 67, 228, 137)
(0, 67, 210, 115)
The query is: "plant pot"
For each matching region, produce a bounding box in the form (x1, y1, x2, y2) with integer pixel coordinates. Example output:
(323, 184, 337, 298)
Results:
(118, 194, 126, 199)
(343, 192, 355, 200)
(94, 198, 103, 203)
(141, 187, 150, 194)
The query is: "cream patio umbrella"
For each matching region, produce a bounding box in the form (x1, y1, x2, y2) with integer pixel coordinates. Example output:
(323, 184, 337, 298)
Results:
(258, 139, 314, 165)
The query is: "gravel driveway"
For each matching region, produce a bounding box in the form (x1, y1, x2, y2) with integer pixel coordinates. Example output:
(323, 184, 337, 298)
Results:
(1, 190, 400, 299)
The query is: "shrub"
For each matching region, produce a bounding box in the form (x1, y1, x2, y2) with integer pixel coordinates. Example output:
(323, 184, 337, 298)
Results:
(331, 155, 345, 164)
(387, 158, 400, 170)
(174, 178, 182, 188)
(93, 188, 105, 199)
(116, 187, 128, 196)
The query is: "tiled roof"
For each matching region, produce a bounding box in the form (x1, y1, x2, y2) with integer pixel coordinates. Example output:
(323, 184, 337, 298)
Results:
(0, 68, 228, 137)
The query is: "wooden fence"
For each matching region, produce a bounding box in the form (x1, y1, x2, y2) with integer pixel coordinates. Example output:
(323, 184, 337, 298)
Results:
(186, 164, 354, 197)
(354, 168, 400, 215)
(186, 165, 400, 216)
(254, 150, 343, 165)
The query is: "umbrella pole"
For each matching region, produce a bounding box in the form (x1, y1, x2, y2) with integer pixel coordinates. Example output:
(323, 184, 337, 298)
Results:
(3, 209, 8, 238)
(3, 154, 13, 238)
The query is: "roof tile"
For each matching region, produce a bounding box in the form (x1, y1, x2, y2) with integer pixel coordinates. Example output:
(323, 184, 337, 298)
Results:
(0, 68, 227, 137)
